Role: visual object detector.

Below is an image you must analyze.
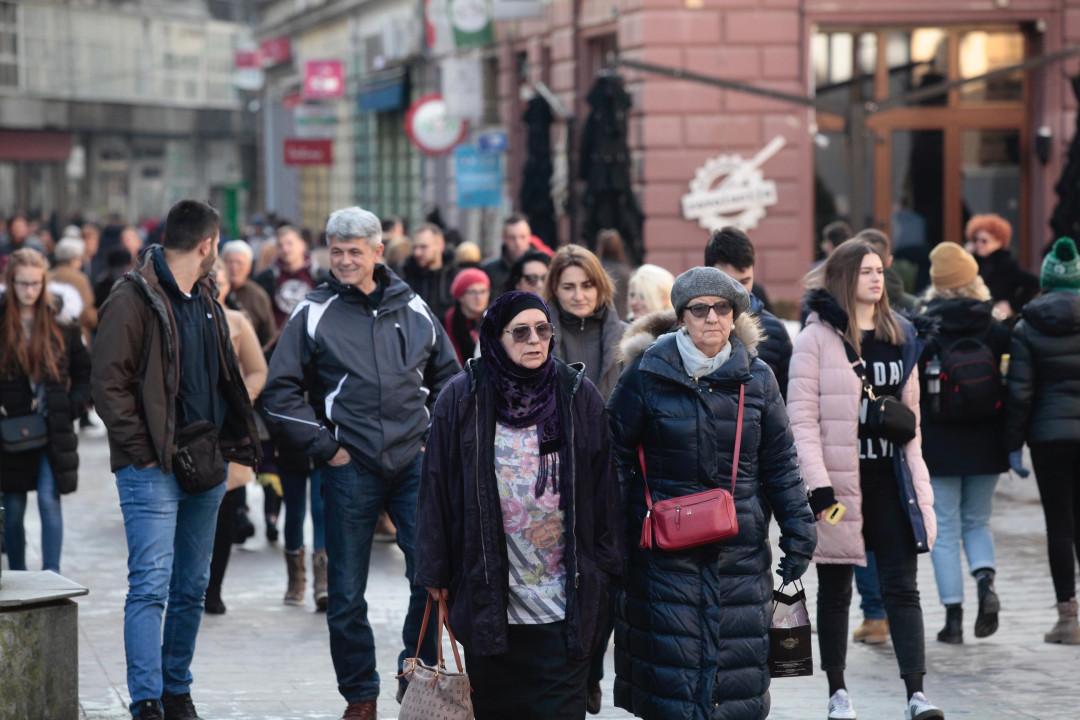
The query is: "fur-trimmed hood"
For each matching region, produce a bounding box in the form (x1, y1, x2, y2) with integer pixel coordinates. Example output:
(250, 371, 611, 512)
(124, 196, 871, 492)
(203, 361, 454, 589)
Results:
(617, 308, 763, 364)
(803, 287, 848, 333)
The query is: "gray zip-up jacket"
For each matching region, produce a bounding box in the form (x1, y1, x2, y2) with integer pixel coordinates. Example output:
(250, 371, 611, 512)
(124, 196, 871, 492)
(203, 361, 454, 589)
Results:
(262, 265, 461, 475)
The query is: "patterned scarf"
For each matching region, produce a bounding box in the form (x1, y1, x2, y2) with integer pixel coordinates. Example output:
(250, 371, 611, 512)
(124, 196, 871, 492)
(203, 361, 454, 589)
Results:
(479, 292, 563, 498)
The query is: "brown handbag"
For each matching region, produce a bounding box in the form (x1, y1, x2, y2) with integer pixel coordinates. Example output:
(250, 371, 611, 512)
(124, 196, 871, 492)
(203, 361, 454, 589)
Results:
(638, 383, 744, 551)
(398, 596, 474, 720)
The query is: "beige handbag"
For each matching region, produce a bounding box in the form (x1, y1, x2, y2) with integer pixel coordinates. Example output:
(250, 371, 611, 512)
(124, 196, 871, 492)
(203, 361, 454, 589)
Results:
(398, 596, 474, 720)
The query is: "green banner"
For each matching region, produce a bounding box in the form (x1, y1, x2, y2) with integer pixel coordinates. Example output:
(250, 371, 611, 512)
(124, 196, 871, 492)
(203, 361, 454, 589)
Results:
(449, 0, 493, 49)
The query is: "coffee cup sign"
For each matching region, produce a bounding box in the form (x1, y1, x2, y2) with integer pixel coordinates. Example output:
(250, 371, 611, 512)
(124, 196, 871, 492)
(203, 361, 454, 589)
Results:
(681, 136, 785, 232)
(404, 94, 469, 156)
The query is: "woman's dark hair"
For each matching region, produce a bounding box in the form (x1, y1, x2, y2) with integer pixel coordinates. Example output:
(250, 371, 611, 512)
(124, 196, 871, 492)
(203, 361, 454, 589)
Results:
(1, 248, 64, 381)
(164, 200, 220, 252)
(596, 229, 627, 263)
(505, 251, 552, 293)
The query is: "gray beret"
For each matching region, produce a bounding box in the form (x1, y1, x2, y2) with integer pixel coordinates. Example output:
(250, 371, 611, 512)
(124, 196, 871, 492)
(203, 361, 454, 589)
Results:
(671, 266, 751, 318)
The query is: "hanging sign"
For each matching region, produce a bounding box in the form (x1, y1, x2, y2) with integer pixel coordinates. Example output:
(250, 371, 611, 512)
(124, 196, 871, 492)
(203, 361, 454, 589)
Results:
(454, 145, 503, 208)
(476, 129, 508, 153)
(294, 104, 338, 139)
(681, 136, 786, 231)
(284, 139, 333, 166)
(260, 36, 292, 68)
(303, 60, 345, 100)
(449, 0, 494, 49)
(234, 49, 264, 90)
(441, 53, 484, 121)
(404, 94, 469, 156)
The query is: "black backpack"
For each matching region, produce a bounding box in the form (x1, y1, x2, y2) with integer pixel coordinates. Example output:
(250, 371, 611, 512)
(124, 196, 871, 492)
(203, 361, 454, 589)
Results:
(930, 335, 1003, 422)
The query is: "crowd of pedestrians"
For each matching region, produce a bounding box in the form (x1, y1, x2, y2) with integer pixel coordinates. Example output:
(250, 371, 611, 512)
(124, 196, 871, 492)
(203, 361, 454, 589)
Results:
(2, 201, 1080, 720)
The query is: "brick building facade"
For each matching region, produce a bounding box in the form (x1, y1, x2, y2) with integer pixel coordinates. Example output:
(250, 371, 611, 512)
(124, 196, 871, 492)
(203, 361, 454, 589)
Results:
(497, 0, 1080, 304)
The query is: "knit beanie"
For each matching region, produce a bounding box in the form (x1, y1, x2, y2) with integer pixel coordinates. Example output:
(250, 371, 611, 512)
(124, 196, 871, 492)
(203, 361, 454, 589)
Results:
(1041, 237, 1080, 293)
(450, 267, 490, 300)
(670, 266, 750, 318)
(929, 242, 979, 290)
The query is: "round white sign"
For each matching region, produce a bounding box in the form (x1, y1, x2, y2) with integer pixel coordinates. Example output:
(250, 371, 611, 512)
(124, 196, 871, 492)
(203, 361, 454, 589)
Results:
(405, 95, 468, 156)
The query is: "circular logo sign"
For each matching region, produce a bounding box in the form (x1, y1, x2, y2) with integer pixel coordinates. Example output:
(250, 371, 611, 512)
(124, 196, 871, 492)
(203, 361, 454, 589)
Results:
(450, 0, 489, 33)
(681, 137, 786, 232)
(404, 94, 468, 156)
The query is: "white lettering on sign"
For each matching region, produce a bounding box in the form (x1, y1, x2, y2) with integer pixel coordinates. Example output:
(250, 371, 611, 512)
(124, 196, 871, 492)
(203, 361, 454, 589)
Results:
(681, 136, 785, 232)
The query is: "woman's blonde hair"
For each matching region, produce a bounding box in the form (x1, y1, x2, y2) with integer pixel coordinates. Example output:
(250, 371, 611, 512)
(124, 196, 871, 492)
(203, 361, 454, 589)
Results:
(820, 239, 903, 355)
(546, 244, 614, 311)
(628, 264, 675, 317)
(922, 275, 991, 303)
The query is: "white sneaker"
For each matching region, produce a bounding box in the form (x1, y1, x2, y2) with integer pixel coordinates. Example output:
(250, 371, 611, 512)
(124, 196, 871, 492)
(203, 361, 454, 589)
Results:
(828, 689, 857, 720)
(907, 692, 944, 720)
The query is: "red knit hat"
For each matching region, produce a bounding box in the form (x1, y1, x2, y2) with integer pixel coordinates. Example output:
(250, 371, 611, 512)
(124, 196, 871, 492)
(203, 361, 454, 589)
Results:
(451, 268, 490, 300)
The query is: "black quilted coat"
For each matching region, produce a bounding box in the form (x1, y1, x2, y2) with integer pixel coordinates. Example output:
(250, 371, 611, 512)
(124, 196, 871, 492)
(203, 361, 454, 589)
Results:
(608, 311, 816, 720)
(0, 308, 91, 495)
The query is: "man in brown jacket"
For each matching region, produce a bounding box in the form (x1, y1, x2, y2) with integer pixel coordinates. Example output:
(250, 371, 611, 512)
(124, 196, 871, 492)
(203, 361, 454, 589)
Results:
(91, 200, 259, 720)
(221, 239, 275, 349)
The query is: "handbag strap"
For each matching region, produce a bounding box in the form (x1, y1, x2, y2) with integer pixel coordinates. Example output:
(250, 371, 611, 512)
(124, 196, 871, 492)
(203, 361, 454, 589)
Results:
(840, 336, 878, 401)
(639, 382, 746, 511)
(413, 595, 465, 673)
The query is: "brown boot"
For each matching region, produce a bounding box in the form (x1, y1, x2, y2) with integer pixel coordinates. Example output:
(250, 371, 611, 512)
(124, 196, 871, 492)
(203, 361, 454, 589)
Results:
(341, 700, 376, 719)
(1045, 597, 1080, 644)
(284, 548, 306, 606)
(313, 549, 329, 612)
(852, 618, 889, 645)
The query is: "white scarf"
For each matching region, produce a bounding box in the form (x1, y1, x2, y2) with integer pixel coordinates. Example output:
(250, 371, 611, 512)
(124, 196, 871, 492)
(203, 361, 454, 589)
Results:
(676, 327, 732, 380)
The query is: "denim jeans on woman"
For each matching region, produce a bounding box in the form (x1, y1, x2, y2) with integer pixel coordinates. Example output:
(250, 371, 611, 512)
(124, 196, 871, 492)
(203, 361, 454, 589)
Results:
(321, 453, 436, 702)
(281, 467, 325, 553)
(115, 464, 225, 713)
(929, 474, 999, 605)
(2, 453, 62, 572)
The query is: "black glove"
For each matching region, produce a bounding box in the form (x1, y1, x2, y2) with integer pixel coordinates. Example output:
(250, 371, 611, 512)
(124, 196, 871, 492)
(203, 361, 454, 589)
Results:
(777, 553, 811, 584)
(808, 487, 837, 516)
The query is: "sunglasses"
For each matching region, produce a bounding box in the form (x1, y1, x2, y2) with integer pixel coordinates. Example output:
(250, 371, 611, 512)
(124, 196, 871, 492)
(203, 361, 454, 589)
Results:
(522, 273, 547, 286)
(504, 322, 555, 344)
(685, 300, 733, 319)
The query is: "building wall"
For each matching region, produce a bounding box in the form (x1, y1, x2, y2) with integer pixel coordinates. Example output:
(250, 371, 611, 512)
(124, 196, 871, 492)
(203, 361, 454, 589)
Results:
(497, 0, 1080, 303)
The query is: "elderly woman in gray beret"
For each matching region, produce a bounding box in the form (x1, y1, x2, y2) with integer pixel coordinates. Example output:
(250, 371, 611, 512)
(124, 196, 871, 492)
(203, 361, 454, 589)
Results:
(607, 267, 816, 720)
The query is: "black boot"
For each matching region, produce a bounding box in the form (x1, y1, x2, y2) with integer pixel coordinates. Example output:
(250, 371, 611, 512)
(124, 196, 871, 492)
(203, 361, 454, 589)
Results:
(974, 568, 1000, 638)
(937, 604, 963, 644)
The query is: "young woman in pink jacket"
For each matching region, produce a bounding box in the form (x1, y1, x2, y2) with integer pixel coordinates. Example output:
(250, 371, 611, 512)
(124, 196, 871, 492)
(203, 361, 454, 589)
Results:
(788, 240, 942, 720)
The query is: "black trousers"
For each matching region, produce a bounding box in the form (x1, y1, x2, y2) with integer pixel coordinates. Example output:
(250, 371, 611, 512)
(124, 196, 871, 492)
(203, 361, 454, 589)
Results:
(817, 464, 926, 677)
(207, 486, 245, 599)
(465, 621, 589, 720)
(1030, 442, 1080, 603)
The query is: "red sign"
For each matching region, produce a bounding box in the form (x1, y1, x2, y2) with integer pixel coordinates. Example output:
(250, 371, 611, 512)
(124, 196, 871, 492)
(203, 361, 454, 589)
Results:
(284, 139, 333, 166)
(234, 50, 260, 69)
(404, 94, 468, 156)
(259, 36, 292, 68)
(282, 92, 302, 110)
(303, 60, 345, 100)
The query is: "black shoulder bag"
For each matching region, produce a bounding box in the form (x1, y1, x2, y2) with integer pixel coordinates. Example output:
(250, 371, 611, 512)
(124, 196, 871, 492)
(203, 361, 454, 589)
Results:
(0, 399, 48, 454)
(842, 338, 917, 446)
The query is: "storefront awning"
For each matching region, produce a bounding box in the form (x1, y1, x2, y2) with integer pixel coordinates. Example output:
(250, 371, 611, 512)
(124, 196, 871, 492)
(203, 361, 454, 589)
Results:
(358, 68, 409, 113)
(0, 130, 73, 162)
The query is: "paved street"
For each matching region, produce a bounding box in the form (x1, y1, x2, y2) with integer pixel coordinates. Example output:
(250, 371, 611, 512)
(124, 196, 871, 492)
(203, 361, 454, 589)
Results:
(5, 429, 1079, 719)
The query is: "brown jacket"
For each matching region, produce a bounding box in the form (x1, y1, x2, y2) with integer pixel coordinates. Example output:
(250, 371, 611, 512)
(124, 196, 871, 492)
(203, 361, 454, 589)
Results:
(229, 280, 276, 350)
(224, 307, 266, 490)
(91, 249, 261, 474)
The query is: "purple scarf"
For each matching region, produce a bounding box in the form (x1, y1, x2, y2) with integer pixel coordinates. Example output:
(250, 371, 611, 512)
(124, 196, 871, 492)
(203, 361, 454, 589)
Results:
(479, 292, 563, 498)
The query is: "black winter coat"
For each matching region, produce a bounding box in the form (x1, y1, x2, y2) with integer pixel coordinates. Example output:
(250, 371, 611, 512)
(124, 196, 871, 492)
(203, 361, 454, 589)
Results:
(414, 358, 622, 659)
(0, 316, 91, 494)
(917, 297, 1010, 476)
(977, 248, 1039, 314)
(608, 312, 816, 720)
(1005, 290, 1080, 450)
(401, 249, 456, 321)
(749, 293, 792, 402)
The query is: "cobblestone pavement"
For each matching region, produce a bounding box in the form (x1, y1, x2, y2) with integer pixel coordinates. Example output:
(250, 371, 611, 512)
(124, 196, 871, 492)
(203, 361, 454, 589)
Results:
(5, 430, 1077, 719)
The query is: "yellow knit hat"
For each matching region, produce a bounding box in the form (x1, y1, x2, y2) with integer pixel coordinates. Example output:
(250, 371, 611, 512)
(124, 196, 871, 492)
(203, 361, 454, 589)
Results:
(929, 241, 979, 290)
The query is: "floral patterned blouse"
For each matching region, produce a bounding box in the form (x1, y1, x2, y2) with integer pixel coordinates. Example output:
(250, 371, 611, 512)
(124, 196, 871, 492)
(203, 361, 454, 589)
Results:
(493, 423, 567, 624)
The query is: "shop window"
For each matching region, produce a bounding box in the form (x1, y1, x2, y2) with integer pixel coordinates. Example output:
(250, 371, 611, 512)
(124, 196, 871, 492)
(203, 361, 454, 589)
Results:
(354, 110, 418, 223)
(0, 1, 16, 88)
(959, 31, 1024, 103)
(962, 129, 1020, 237)
(812, 30, 876, 115)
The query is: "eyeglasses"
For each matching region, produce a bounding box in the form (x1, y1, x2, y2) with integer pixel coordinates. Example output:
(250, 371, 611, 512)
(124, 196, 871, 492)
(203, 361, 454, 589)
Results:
(685, 300, 733, 319)
(522, 273, 547, 286)
(13, 281, 43, 290)
(504, 322, 555, 344)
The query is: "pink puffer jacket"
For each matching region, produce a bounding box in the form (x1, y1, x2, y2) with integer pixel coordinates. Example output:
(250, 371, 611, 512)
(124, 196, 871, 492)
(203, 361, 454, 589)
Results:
(787, 307, 936, 566)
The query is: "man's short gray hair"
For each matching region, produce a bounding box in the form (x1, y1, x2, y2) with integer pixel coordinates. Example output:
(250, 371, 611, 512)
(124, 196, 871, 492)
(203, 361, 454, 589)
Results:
(326, 207, 383, 247)
(221, 240, 254, 261)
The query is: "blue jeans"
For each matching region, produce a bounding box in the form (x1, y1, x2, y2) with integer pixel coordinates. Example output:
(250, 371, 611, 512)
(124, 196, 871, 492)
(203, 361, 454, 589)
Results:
(281, 467, 325, 553)
(115, 465, 225, 712)
(930, 474, 999, 605)
(854, 553, 886, 620)
(2, 454, 62, 572)
(321, 455, 436, 702)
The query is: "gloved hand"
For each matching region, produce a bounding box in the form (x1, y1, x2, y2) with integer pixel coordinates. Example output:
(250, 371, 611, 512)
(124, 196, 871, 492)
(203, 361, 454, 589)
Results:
(777, 553, 811, 584)
(1008, 450, 1030, 478)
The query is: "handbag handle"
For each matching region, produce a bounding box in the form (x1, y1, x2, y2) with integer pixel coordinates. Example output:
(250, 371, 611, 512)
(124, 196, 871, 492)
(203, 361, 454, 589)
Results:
(638, 382, 745, 512)
(413, 595, 465, 673)
(840, 336, 880, 401)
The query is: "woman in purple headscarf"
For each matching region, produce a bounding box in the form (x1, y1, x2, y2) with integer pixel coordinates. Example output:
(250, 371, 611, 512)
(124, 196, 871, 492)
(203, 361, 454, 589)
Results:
(414, 291, 623, 720)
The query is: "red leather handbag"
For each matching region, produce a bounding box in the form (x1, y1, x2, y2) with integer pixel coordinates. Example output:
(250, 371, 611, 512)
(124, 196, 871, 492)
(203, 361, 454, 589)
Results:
(638, 384, 744, 551)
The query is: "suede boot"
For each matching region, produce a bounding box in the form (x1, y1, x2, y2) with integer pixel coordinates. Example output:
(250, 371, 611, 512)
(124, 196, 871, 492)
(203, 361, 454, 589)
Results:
(1045, 597, 1080, 644)
(284, 547, 306, 606)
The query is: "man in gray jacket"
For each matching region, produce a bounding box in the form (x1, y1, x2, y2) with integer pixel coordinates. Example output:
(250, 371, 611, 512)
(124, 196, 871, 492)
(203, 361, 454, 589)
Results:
(262, 206, 460, 720)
